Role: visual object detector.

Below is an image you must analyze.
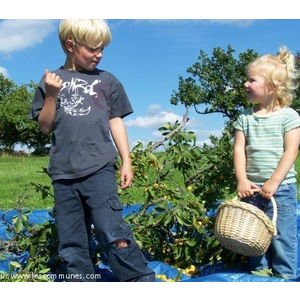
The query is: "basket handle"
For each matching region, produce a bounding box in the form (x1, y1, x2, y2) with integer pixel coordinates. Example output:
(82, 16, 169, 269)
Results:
(233, 189, 277, 236)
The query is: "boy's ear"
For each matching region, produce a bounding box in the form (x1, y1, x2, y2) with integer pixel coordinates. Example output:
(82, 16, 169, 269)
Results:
(65, 38, 75, 53)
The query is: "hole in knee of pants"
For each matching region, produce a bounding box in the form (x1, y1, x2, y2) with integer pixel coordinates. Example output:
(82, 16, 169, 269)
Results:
(114, 238, 131, 249)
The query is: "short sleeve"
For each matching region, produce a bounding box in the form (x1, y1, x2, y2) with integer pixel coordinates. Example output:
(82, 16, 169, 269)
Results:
(283, 108, 300, 133)
(234, 114, 244, 132)
(28, 77, 45, 121)
(109, 80, 133, 119)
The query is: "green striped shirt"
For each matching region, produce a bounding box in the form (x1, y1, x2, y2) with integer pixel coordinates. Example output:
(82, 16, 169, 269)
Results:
(235, 107, 300, 184)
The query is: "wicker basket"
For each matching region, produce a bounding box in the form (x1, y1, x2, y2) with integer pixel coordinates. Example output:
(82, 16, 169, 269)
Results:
(214, 191, 277, 257)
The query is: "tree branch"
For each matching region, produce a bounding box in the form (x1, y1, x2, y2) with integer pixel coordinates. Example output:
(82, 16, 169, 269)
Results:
(149, 107, 189, 152)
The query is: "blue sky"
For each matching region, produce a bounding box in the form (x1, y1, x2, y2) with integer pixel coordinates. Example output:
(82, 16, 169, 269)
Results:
(1, 18, 300, 149)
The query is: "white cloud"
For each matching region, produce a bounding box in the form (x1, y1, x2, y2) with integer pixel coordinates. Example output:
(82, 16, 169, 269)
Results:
(125, 104, 203, 129)
(196, 139, 213, 147)
(0, 19, 56, 54)
(194, 129, 223, 138)
(0, 66, 9, 77)
(194, 129, 223, 147)
(125, 107, 183, 128)
(147, 104, 162, 115)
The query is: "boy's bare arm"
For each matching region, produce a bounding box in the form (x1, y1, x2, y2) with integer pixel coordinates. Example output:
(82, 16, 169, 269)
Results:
(38, 70, 63, 135)
(261, 127, 300, 198)
(109, 117, 133, 189)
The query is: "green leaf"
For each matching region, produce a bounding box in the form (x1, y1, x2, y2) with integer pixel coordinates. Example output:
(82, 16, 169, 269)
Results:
(10, 261, 21, 269)
(251, 268, 273, 277)
(29, 244, 36, 256)
(0, 253, 7, 261)
(15, 218, 23, 233)
(39, 268, 51, 274)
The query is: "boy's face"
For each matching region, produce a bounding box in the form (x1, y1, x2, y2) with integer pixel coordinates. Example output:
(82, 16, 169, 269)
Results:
(66, 40, 104, 72)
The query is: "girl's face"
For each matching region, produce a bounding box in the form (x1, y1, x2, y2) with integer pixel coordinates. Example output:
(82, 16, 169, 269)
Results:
(244, 69, 269, 104)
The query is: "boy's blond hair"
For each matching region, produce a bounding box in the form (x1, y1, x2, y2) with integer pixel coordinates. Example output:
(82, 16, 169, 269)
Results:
(246, 46, 299, 106)
(59, 19, 112, 54)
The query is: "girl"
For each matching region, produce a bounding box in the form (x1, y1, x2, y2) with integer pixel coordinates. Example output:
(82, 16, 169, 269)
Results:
(234, 46, 300, 279)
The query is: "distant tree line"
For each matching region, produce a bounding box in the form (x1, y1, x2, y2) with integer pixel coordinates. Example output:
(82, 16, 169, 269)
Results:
(0, 74, 50, 155)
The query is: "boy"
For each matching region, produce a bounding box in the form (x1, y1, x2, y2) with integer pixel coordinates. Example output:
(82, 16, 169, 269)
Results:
(29, 19, 155, 282)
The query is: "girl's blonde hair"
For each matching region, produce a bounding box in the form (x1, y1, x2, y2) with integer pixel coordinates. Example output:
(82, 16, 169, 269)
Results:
(59, 19, 112, 54)
(246, 46, 299, 106)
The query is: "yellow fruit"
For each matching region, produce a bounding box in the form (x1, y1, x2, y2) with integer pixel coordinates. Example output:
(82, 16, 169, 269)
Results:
(149, 161, 157, 167)
(184, 265, 199, 275)
(156, 274, 167, 280)
(152, 183, 159, 190)
(136, 240, 143, 248)
(187, 185, 193, 192)
(148, 153, 157, 166)
(174, 238, 184, 246)
(202, 216, 210, 225)
(156, 274, 175, 282)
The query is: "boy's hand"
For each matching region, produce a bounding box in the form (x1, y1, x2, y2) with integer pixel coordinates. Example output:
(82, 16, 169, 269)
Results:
(119, 163, 133, 189)
(259, 179, 279, 199)
(237, 180, 260, 199)
(44, 69, 63, 98)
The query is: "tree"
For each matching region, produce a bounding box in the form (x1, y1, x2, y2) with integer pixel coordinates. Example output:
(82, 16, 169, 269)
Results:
(170, 45, 259, 128)
(0, 73, 15, 102)
(290, 51, 300, 114)
(0, 77, 50, 153)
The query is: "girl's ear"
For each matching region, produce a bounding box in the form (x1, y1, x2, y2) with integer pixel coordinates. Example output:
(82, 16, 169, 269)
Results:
(65, 38, 75, 53)
(266, 82, 278, 95)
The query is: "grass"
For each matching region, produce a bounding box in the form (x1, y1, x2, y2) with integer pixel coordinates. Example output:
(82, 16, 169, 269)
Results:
(0, 156, 53, 209)
(1, 154, 300, 210)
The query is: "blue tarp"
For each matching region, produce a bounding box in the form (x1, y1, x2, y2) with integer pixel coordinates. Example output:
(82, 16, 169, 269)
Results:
(1, 204, 300, 282)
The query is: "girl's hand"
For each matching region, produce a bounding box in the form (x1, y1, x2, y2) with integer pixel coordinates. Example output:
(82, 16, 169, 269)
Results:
(237, 180, 260, 198)
(260, 179, 279, 199)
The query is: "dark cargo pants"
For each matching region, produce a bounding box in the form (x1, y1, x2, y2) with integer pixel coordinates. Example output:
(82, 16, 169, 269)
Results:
(53, 162, 155, 282)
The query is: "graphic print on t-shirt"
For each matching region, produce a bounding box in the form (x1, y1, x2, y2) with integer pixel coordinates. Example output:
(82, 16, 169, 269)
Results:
(58, 77, 101, 116)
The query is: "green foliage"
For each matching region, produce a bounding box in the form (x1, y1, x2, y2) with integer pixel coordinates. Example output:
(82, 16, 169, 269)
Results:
(0, 173, 60, 282)
(290, 51, 300, 115)
(0, 73, 15, 102)
(0, 75, 50, 153)
(120, 121, 238, 268)
(0, 209, 60, 282)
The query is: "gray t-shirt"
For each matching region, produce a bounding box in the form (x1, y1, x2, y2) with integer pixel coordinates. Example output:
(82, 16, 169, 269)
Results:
(29, 67, 133, 180)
